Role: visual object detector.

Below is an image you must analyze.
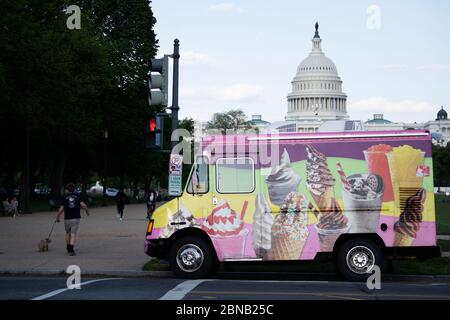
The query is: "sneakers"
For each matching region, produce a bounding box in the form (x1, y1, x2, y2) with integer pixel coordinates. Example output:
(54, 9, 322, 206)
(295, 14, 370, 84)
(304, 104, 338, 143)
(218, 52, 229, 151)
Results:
(120, 218, 123, 222)
(67, 244, 76, 256)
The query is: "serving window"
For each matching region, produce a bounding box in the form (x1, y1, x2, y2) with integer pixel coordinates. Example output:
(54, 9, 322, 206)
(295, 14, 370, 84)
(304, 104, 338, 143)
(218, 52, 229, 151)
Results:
(216, 157, 255, 194)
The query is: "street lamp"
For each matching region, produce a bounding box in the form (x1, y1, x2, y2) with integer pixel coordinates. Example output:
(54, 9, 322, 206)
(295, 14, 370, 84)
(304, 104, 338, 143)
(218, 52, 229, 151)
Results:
(102, 129, 108, 207)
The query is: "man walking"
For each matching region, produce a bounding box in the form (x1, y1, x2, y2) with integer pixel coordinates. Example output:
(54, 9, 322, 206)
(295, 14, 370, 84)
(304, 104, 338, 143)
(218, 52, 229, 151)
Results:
(115, 188, 126, 221)
(56, 183, 89, 256)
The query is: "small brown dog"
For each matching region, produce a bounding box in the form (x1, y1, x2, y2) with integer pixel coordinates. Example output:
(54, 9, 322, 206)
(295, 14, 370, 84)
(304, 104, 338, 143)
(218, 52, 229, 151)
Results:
(38, 239, 51, 252)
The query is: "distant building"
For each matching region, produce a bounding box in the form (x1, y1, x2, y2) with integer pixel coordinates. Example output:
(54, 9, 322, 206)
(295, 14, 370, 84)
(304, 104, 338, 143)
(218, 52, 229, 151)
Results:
(249, 115, 270, 132)
(363, 107, 450, 145)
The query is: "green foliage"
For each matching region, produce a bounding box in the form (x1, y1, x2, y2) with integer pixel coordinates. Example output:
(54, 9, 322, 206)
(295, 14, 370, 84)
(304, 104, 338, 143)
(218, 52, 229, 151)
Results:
(432, 144, 450, 187)
(0, 0, 163, 200)
(206, 109, 254, 134)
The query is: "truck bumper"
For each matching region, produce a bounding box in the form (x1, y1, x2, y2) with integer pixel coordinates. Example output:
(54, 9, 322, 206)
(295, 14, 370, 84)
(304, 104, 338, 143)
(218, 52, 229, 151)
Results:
(144, 239, 168, 259)
(384, 246, 441, 260)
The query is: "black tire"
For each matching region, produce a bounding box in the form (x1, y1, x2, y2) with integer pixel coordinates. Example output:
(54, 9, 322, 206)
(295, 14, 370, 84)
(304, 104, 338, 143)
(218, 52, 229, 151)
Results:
(336, 238, 383, 282)
(168, 236, 215, 279)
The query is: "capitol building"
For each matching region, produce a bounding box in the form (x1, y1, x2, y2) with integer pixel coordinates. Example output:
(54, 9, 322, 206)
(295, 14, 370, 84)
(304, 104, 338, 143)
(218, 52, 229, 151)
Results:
(271, 23, 351, 133)
(266, 22, 450, 145)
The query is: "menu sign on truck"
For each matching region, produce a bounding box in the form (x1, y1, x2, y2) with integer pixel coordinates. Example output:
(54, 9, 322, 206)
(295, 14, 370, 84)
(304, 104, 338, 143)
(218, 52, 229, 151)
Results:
(168, 153, 183, 196)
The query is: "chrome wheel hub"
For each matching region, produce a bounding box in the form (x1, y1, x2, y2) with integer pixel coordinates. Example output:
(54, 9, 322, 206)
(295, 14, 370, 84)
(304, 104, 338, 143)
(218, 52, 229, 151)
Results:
(176, 244, 204, 273)
(346, 245, 375, 274)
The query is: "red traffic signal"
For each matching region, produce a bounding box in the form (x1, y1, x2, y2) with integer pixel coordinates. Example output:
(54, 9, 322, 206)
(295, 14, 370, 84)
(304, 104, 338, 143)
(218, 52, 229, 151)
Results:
(148, 118, 156, 132)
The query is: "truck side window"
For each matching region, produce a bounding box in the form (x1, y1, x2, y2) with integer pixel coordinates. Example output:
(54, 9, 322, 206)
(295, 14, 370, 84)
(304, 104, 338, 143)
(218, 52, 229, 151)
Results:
(187, 156, 209, 194)
(216, 157, 255, 193)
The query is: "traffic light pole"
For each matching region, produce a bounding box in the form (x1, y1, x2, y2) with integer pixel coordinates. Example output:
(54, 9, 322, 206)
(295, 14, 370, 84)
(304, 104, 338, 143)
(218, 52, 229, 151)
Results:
(170, 39, 180, 150)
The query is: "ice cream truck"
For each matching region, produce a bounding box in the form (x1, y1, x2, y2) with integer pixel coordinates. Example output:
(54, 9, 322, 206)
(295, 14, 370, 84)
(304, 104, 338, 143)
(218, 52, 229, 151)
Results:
(144, 130, 441, 281)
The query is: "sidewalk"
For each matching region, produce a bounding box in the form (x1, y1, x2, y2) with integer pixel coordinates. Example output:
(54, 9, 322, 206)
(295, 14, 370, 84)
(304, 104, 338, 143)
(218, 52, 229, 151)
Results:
(0, 203, 155, 275)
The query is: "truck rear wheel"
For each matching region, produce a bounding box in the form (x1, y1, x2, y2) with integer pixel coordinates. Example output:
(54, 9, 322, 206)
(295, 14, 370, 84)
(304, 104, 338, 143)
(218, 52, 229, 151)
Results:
(169, 236, 214, 279)
(336, 238, 383, 282)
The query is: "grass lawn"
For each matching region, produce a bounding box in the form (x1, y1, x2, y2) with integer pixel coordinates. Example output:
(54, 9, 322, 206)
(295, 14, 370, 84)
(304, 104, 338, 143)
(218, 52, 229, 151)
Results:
(143, 257, 450, 276)
(435, 194, 450, 235)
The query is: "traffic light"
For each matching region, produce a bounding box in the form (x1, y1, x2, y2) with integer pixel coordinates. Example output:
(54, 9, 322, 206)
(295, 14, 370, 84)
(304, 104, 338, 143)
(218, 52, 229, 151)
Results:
(145, 114, 164, 149)
(148, 56, 169, 107)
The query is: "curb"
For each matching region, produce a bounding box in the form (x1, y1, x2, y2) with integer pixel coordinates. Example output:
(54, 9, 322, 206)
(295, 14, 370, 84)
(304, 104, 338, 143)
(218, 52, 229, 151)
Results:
(0, 269, 172, 278)
(1, 269, 450, 282)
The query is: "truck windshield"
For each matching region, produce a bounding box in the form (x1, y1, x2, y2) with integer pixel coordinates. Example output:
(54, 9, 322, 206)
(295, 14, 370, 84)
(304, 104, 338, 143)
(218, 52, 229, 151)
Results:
(187, 156, 209, 194)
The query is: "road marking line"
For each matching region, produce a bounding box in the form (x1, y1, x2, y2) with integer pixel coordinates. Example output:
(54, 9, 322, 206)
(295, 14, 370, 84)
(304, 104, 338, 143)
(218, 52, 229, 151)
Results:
(159, 279, 212, 300)
(30, 278, 119, 300)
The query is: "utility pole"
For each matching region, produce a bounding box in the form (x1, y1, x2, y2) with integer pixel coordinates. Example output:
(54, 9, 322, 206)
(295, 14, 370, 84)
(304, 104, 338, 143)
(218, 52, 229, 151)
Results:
(102, 129, 108, 206)
(170, 39, 180, 149)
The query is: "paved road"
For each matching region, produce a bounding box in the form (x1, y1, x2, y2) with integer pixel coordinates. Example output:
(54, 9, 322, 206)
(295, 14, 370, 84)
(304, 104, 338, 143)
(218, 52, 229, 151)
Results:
(1, 275, 449, 300)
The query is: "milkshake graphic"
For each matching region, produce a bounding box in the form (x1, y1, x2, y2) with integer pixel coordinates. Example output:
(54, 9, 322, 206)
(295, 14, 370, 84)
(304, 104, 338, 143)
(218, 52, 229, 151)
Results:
(161, 206, 199, 238)
(394, 188, 426, 246)
(202, 200, 248, 260)
(270, 192, 309, 260)
(266, 148, 301, 206)
(305, 145, 335, 210)
(315, 199, 350, 252)
(341, 173, 384, 233)
(363, 144, 394, 202)
(252, 193, 274, 260)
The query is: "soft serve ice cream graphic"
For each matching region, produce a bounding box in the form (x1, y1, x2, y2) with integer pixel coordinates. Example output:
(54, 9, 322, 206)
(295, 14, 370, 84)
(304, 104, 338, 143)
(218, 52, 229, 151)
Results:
(265, 148, 301, 206)
(202, 199, 249, 260)
(252, 193, 274, 260)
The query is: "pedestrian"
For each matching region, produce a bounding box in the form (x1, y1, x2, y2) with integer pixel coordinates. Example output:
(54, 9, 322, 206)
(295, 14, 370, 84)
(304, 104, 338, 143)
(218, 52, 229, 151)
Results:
(3, 194, 19, 217)
(146, 188, 157, 219)
(56, 183, 89, 256)
(115, 188, 126, 221)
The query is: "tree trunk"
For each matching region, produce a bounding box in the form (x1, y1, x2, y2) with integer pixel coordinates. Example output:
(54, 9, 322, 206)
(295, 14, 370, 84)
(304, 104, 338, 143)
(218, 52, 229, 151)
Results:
(51, 150, 66, 202)
(20, 127, 31, 213)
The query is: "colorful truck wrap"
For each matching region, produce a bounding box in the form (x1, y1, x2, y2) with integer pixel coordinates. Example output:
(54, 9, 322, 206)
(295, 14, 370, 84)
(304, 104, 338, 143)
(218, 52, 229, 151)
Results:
(145, 130, 441, 280)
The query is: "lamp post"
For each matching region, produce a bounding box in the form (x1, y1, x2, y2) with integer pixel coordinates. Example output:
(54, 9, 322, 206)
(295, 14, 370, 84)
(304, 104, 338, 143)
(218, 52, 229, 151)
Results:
(102, 129, 108, 207)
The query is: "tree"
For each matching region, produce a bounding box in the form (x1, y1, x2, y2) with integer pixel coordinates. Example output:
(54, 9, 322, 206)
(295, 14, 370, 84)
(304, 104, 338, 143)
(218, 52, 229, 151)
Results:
(206, 109, 254, 134)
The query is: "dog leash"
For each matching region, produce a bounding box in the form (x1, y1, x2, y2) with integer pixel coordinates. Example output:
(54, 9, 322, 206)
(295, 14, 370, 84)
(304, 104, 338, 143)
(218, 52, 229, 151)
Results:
(46, 219, 58, 241)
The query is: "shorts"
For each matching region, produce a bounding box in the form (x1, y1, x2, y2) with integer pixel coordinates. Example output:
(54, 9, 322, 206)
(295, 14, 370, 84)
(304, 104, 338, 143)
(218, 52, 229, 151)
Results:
(64, 219, 80, 235)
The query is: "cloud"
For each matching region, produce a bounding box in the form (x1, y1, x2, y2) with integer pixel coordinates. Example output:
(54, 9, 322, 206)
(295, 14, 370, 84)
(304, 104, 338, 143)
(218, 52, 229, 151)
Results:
(379, 64, 407, 70)
(206, 3, 236, 13)
(180, 51, 214, 66)
(348, 97, 435, 113)
(416, 64, 450, 71)
(181, 83, 264, 102)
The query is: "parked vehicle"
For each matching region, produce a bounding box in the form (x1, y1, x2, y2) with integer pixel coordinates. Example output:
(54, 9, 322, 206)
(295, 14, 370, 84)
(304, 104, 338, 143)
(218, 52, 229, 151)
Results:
(144, 130, 441, 281)
(89, 181, 103, 194)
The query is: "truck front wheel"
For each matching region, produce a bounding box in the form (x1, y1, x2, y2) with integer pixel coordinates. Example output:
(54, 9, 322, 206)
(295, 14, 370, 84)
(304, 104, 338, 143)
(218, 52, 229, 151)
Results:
(336, 238, 383, 282)
(169, 236, 214, 279)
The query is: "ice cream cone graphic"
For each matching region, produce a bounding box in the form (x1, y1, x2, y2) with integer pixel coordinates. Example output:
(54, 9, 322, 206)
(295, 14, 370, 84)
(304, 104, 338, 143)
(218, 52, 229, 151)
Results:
(269, 192, 309, 260)
(393, 232, 415, 247)
(305, 145, 335, 210)
(393, 188, 426, 247)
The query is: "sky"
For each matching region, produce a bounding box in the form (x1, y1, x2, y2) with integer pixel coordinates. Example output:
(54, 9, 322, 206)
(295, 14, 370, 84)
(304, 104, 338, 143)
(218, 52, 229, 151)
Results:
(151, 0, 450, 124)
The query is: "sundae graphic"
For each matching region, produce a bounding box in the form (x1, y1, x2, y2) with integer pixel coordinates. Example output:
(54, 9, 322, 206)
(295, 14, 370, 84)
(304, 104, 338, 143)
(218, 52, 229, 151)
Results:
(252, 193, 274, 260)
(314, 199, 350, 252)
(305, 145, 335, 210)
(270, 192, 309, 260)
(161, 207, 199, 238)
(394, 188, 426, 246)
(339, 169, 384, 233)
(202, 200, 248, 260)
(266, 148, 301, 206)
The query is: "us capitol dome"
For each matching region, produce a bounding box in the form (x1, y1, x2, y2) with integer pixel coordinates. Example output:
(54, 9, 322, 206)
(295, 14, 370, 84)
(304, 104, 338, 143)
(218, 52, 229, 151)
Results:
(286, 22, 348, 122)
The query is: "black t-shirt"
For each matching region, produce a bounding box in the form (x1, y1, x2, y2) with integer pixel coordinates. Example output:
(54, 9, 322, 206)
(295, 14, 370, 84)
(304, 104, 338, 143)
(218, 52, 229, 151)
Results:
(115, 191, 126, 205)
(61, 193, 81, 220)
